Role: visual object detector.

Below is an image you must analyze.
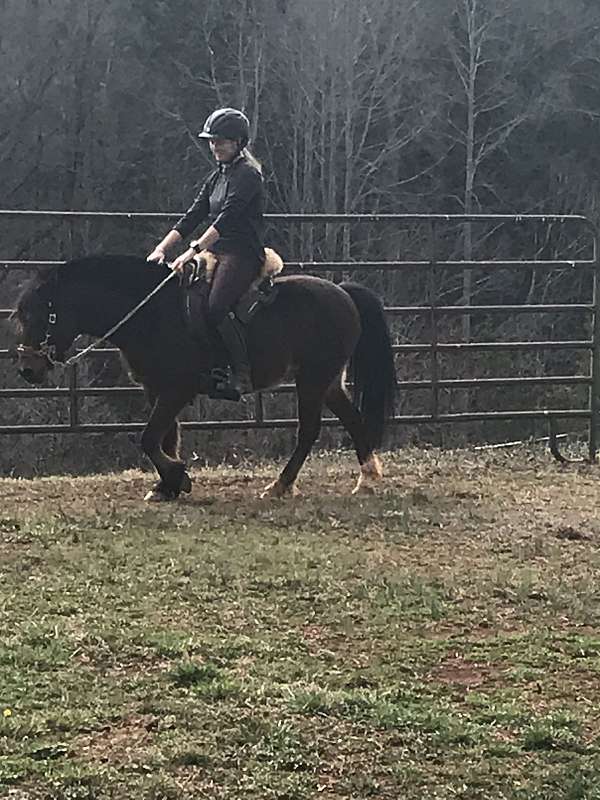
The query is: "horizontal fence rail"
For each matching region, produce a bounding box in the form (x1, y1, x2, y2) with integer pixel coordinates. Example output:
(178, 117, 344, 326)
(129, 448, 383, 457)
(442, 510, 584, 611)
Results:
(1, 211, 598, 460)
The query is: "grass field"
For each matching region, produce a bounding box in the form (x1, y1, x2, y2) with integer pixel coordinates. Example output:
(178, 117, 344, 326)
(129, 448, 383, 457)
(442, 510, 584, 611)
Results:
(2, 446, 600, 799)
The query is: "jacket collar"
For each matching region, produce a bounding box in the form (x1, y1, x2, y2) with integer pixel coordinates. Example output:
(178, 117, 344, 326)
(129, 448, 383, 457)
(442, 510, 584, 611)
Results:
(219, 153, 244, 174)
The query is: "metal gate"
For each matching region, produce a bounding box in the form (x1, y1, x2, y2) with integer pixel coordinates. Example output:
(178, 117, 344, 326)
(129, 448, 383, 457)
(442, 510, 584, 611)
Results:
(1, 211, 598, 460)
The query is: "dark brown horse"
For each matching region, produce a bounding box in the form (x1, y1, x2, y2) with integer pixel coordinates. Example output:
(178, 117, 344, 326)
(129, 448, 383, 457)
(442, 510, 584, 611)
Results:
(13, 255, 396, 500)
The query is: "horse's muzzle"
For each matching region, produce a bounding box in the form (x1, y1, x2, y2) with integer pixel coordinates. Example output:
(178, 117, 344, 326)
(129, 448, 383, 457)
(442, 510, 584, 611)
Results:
(16, 351, 52, 384)
(18, 365, 45, 384)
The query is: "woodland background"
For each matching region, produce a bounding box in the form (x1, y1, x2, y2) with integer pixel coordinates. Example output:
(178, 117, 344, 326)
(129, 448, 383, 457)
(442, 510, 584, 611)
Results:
(1, 0, 600, 474)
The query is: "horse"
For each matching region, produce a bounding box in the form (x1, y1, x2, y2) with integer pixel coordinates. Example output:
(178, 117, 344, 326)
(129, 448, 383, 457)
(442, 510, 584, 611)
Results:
(13, 254, 396, 501)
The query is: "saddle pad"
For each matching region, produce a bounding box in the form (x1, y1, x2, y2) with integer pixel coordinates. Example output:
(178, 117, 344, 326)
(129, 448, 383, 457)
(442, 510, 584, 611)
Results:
(196, 247, 284, 285)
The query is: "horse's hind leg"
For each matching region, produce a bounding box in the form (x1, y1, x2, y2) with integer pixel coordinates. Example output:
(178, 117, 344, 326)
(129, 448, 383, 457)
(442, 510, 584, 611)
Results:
(325, 379, 383, 494)
(261, 374, 326, 498)
(141, 390, 193, 501)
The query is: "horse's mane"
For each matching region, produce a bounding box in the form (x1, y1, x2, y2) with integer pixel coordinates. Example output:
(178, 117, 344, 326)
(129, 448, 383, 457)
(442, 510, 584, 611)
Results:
(13, 254, 172, 335)
(14, 254, 171, 324)
(58, 254, 171, 295)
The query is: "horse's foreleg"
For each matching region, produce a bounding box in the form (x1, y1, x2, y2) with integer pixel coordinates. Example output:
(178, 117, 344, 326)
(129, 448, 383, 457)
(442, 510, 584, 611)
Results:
(162, 420, 181, 460)
(145, 389, 181, 460)
(261, 376, 325, 498)
(141, 390, 192, 501)
(325, 380, 383, 494)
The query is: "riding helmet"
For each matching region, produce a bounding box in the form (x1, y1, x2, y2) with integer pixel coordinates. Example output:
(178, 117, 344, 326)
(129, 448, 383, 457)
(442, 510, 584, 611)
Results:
(198, 108, 250, 147)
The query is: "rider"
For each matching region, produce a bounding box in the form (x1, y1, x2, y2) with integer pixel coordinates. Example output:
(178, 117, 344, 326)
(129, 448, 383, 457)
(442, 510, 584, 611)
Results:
(147, 107, 265, 400)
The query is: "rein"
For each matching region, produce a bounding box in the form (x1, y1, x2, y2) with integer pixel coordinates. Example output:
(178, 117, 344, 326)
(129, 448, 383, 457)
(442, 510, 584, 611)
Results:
(65, 269, 178, 366)
(17, 267, 178, 367)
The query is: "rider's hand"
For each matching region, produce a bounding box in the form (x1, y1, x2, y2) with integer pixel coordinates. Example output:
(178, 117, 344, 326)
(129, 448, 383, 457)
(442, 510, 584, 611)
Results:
(147, 247, 167, 264)
(170, 248, 195, 274)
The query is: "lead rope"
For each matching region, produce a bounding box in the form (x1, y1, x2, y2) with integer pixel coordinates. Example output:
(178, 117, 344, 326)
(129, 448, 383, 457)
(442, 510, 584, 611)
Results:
(64, 268, 178, 367)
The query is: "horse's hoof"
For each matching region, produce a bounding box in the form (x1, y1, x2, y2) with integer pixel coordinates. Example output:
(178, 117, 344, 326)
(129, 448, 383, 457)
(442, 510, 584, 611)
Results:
(144, 489, 171, 502)
(352, 453, 383, 495)
(260, 479, 300, 499)
(180, 473, 192, 494)
(351, 481, 377, 495)
(144, 482, 179, 502)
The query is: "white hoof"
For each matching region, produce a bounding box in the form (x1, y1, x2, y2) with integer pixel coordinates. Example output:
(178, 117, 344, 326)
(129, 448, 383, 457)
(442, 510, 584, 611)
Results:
(352, 453, 383, 495)
(144, 487, 178, 502)
(144, 489, 167, 502)
(260, 479, 300, 499)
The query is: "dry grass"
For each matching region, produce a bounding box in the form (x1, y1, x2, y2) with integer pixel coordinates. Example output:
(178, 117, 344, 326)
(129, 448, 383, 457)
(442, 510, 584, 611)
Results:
(1, 446, 600, 799)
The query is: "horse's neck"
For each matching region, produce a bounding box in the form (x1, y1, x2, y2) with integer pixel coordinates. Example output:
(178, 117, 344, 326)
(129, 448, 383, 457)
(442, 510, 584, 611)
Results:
(70, 280, 147, 339)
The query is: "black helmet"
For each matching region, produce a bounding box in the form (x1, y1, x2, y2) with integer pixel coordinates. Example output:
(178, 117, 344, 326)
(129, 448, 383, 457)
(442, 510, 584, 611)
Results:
(198, 108, 250, 147)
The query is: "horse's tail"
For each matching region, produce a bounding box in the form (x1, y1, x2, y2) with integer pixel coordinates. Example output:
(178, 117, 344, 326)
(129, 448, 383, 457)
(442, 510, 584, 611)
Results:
(340, 282, 396, 450)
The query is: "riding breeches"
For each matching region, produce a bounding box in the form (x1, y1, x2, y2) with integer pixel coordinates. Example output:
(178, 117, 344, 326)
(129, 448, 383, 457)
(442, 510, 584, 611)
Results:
(207, 252, 262, 326)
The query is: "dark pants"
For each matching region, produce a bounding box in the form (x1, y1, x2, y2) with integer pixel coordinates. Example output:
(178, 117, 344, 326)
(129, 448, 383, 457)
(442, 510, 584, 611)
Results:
(207, 252, 262, 327)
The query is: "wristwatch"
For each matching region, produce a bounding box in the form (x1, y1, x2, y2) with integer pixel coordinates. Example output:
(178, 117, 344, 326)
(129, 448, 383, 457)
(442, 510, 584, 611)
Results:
(190, 240, 202, 253)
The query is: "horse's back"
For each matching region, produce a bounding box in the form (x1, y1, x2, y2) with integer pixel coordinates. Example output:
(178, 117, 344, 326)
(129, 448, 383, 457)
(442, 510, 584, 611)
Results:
(247, 274, 361, 384)
(272, 274, 359, 318)
(268, 274, 359, 331)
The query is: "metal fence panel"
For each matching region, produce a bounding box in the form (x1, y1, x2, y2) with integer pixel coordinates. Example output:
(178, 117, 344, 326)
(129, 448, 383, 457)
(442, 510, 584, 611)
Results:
(1, 211, 598, 460)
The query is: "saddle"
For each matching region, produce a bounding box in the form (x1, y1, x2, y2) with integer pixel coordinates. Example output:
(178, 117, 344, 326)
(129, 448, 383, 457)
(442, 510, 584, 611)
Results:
(180, 248, 282, 342)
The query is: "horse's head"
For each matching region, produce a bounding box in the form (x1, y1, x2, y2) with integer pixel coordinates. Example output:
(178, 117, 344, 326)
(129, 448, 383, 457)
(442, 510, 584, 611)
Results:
(13, 271, 78, 384)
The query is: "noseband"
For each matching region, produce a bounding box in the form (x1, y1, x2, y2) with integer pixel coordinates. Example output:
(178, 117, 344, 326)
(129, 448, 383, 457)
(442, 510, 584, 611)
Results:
(17, 297, 62, 366)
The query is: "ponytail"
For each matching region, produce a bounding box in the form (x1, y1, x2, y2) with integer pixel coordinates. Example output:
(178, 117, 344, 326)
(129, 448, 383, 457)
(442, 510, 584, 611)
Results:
(242, 147, 262, 174)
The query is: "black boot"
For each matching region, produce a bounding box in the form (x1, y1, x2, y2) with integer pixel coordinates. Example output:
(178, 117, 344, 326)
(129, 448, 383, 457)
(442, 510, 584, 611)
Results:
(210, 313, 253, 401)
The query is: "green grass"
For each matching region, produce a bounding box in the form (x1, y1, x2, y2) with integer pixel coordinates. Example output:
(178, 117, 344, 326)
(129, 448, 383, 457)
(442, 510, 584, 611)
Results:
(2, 447, 600, 798)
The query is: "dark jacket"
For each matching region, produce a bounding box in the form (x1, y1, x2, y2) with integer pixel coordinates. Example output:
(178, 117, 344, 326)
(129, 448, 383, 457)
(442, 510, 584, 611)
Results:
(174, 155, 265, 264)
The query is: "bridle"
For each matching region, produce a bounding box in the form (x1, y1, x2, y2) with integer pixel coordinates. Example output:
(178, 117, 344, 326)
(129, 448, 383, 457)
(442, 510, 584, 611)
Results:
(15, 296, 61, 366)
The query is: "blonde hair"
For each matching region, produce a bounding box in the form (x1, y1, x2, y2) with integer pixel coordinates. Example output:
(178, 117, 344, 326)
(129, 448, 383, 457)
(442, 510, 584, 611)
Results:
(242, 147, 262, 174)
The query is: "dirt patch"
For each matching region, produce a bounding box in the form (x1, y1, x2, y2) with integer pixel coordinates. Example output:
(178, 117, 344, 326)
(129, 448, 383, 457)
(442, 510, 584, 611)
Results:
(428, 657, 505, 689)
(76, 714, 158, 765)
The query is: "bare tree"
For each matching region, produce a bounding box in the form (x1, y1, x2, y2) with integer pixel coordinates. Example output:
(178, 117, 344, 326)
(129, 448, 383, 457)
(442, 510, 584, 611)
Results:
(261, 0, 439, 262)
(444, 0, 537, 340)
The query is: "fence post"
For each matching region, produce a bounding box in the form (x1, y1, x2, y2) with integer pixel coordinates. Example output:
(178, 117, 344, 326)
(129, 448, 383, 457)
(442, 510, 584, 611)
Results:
(589, 224, 600, 462)
(428, 221, 439, 422)
(68, 364, 79, 429)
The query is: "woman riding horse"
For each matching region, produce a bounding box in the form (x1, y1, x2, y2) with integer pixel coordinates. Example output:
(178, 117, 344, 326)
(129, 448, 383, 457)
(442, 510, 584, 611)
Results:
(13, 112, 396, 501)
(14, 256, 396, 500)
(147, 107, 264, 401)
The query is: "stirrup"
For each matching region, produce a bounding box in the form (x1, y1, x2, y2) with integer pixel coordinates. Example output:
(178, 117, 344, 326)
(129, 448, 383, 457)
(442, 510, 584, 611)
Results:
(208, 367, 244, 402)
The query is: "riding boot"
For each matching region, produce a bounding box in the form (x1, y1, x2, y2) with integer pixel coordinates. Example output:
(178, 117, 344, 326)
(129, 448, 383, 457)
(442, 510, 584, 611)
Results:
(210, 312, 253, 401)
